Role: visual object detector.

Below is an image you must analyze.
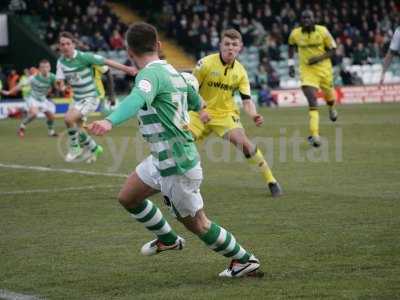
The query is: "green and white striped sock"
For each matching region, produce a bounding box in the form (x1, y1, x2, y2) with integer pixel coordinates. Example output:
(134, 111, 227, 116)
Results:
(127, 199, 178, 246)
(67, 128, 79, 148)
(79, 131, 97, 152)
(46, 119, 54, 130)
(199, 222, 251, 263)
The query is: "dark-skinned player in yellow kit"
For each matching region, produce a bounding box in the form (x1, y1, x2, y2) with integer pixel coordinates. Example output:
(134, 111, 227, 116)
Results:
(288, 10, 338, 147)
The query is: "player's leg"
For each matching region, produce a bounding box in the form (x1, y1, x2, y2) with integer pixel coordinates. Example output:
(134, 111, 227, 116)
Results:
(162, 164, 261, 277)
(77, 97, 103, 163)
(64, 107, 84, 161)
(44, 111, 58, 137)
(78, 127, 103, 163)
(321, 73, 338, 122)
(65, 97, 102, 162)
(121, 156, 183, 253)
(302, 85, 321, 147)
(18, 99, 38, 137)
(180, 209, 261, 277)
(188, 111, 211, 142)
(222, 124, 282, 197)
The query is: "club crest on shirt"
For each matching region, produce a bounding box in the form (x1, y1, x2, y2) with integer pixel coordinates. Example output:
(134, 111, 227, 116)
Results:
(138, 79, 152, 93)
(210, 71, 220, 77)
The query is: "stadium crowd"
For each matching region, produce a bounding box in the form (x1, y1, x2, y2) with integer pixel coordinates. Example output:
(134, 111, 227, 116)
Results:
(5, 0, 127, 52)
(1, 0, 400, 93)
(158, 0, 399, 64)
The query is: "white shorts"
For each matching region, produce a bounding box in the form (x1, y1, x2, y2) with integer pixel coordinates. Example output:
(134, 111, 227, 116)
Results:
(71, 97, 100, 116)
(136, 155, 204, 218)
(26, 96, 55, 114)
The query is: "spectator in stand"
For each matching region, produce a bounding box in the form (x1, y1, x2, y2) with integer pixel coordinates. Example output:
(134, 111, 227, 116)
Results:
(258, 84, 278, 107)
(352, 42, 369, 65)
(8, 0, 27, 13)
(255, 65, 268, 89)
(109, 30, 124, 50)
(92, 31, 109, 51)
(195, 33, 212, 60)
(87, 1, 98, 17)
(0, 66, 6, 93)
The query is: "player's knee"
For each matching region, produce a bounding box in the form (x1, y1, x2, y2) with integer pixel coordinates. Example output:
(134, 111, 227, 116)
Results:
(64, 115, 72, 126)
(182, 211, 210, 235)
(117, 191, 131, 208)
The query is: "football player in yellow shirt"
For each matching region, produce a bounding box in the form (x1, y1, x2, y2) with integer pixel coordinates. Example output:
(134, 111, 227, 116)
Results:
(93, 65, 116, 115)
(190, 29, 282, 197)
(288, 10, 338, 147)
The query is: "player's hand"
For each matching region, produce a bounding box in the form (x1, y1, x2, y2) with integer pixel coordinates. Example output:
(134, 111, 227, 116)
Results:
(1, 90, 10, 96)
(126, 66, 138, 76)
(199, 110, 210, 124)
(87, 120, 113, 136)
(253, 114, 264, 127)
(289, 66, 295, 78)
(308, 57, 320, 65)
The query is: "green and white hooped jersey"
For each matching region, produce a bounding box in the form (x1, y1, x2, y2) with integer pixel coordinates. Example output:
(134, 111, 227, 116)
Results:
(26, 73, 56, 102)
(135, 60, 201, 176)
(56, 50, 105, 101)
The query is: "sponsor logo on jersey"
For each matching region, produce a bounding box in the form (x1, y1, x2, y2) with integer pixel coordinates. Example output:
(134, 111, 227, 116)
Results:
(207, 81, 235, 91)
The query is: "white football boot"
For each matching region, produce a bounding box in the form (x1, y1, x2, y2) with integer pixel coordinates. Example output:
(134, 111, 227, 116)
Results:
(65, 145, 83, 162)
(141, 236, 185, 256)
(219, 254, 263, 278)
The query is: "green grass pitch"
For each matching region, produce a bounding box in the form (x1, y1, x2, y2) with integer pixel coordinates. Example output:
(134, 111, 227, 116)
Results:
(0, 103, 399, 299)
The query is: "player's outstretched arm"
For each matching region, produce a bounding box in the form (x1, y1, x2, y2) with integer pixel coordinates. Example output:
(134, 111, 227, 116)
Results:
(1, 83, 22, 96)
(88, 91, 146, 136)
(242, 99, 263, 127)
(104, 59, 138, 76)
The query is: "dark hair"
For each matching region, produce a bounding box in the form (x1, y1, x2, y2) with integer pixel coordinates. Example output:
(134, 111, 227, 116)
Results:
(58, 31, 75, 43)
(39, 59, 50, 65)
(221, 29, 242, 42)
(125, 22, 158, 55)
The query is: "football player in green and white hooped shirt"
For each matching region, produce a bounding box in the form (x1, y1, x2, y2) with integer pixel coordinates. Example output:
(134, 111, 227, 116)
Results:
(56, 31, 137, 163)
(2, 59, 59, 138)
(88, 22, 262, 278)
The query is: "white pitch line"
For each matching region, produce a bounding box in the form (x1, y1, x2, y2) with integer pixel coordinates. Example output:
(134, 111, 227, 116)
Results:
(0, 163, 128, 178)
(0, 184, 120, 195)
(0, 289, 44, 300)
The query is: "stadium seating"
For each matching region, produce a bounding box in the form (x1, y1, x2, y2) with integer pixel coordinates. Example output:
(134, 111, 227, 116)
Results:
(3, 0, 400, 89)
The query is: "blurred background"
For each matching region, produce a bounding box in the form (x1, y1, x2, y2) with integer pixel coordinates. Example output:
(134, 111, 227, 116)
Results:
(0, 0, 399, 101)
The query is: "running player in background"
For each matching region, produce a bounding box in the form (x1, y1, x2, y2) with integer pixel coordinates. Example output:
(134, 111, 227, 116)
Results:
(2, 59, 59, 137)
(190, 29, 282, 197)
(19, 68, 32, 101)
(56, 31, 136, 163)
(88, 22, 262, 278)
(288, 10, 338, 147)
(380, 26, 400, 84)
(93, 65, 117, 116)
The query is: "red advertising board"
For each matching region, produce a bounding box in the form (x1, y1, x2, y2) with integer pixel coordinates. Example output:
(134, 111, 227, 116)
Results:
(271, 84, 400, 107)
